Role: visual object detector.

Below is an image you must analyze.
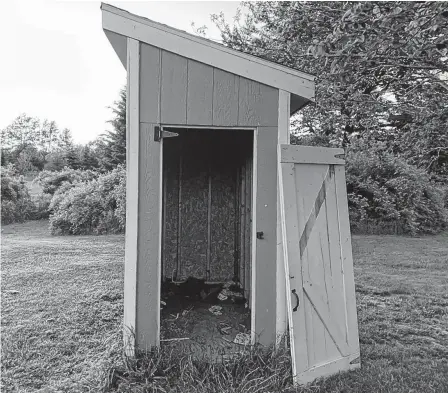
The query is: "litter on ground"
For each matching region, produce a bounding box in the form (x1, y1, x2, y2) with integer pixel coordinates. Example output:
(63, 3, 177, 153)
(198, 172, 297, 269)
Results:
(217, 293, 228, 301)
(218, 322, 232, 335)
(233, 332, 251, 346)
(209, 305, 223, 316)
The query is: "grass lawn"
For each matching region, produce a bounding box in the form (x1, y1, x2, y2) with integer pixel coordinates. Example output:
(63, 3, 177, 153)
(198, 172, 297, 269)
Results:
(1, 220, 447, 392)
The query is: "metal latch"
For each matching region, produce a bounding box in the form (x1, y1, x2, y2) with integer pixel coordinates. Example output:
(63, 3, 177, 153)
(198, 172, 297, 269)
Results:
(154, 126, 179, 142)
(256, 231, 264, 239)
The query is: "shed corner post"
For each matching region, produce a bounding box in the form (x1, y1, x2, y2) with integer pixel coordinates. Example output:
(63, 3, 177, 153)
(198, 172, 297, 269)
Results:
(276, 90, 291, 346)
(123, 37, 140, 356)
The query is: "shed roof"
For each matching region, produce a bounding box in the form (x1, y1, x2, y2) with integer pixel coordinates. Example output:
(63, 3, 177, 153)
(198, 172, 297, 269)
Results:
(101, 3, 315, 113)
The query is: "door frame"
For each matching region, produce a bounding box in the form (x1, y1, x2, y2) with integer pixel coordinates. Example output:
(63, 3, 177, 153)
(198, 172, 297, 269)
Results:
(160, 124, 258, 345)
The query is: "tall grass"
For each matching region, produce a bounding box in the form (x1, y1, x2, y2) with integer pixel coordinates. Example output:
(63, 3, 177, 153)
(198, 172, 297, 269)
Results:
(100, 340, 294, 393)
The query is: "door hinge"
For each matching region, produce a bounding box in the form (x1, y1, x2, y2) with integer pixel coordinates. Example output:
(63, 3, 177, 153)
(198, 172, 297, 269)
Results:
(154, 126, 179, 142)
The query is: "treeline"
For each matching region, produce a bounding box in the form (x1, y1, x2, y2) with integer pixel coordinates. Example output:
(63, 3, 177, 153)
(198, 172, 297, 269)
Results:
(1, 89, 127, 230)
(1, 89, 126, 174)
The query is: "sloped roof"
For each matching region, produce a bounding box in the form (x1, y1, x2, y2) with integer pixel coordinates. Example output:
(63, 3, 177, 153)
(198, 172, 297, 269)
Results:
(101, 3, 315, 111)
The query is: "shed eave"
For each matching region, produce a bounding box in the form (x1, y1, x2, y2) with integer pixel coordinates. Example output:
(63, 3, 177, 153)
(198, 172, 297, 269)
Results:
(101, 3, 315, 101)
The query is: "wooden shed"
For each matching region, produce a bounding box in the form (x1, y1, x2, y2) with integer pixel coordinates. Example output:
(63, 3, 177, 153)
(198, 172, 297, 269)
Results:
(102, 3, 360, 384)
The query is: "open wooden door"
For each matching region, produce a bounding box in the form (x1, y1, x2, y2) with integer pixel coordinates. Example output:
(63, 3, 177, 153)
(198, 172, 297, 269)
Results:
(278, 145, 360, 385)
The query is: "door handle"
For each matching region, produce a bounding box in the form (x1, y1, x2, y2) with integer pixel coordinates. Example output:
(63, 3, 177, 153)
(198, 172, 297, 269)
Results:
(292, 289, 300, 312)
(256, 231, 264, 239)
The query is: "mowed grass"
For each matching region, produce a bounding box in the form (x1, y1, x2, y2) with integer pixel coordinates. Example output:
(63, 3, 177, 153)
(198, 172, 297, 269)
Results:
(1, 221, 448, 392)
(1, 221, 124, 392)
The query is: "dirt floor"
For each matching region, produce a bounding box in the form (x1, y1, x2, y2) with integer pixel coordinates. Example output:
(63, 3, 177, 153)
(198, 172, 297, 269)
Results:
(160, 279, 251, 360)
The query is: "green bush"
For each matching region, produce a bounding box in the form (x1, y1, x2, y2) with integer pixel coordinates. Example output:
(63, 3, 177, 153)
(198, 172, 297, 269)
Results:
(35, 167, 98, 196)
(31, 193, 52, 220)
(1, 165, 35, 224)
(346, 141, 448, 234)
(49, 166, 125, 235)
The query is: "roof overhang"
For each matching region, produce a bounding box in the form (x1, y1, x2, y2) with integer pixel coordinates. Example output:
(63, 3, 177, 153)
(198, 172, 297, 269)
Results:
(101, 3, 315, 114)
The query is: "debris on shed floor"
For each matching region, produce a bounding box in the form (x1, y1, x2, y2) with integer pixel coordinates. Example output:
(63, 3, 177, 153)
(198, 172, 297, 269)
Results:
(160, 277, 251, 360)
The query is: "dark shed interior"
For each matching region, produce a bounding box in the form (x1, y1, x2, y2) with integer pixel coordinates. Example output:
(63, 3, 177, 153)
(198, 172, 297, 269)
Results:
(162, 129, 253, 299)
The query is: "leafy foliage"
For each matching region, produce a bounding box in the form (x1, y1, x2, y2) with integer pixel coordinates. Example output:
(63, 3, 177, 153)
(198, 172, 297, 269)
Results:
(49, 166, 125, 235)
(1, 114, 78, 173)
(213, 2, 447, 150)
(96, 88, 127, 171)
(213, 1, 448, 233)
(345, 140, 447, 234)
(35, 167, 98, 196)
(1, 114, 100, 174)
(1, 165, 35, 224)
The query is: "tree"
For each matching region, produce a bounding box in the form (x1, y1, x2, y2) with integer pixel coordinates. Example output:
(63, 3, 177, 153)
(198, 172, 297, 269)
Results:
(97, 88, 126, 171)
(65, 145, 81, 170)
(1, 114, 40, 153)
(57, 128, 74, 151)
(83, 143, 100, 170)
(39, 120, 61, 153)
(211, 2, 448, 232)
(1, 114, 79, 173)
(44, 150, 67, 171)
(0, 114, 49, 173)
(212, 2, 448, 168)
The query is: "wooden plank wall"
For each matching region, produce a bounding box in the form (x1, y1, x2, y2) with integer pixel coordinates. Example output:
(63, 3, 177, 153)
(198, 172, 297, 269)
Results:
(126, 41, 164, 350)
(162, 131, 253, 283)
(140, 44, 278, 128)
(139, 43, 279, 346)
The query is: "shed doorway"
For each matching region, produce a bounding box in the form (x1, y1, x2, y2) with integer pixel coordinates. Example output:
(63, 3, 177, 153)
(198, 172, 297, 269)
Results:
(160, 128, 255, 353)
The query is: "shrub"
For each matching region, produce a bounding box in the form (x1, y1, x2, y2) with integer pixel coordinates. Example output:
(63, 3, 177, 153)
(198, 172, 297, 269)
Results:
(49, 166, 125, 235)
(30, 192, 52, 220)
(112, 173, 126, 230)
(1, 165, 35, 224)
(34, 167, 98, 196)
(346, 141, 448, 235)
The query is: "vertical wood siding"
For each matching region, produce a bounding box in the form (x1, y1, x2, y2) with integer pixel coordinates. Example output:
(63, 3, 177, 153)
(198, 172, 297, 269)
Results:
(139, 43, 278, 128)
(187, 60, 214, 125)
(253, 126, 278, 346)
(140, 44, 161, 123)
(136, 123, 162, 348)
(238, 78, 279, 127)
(124, 38, 140, 353)
(160, 51, 188, 124)
(212, 69, 239, 126)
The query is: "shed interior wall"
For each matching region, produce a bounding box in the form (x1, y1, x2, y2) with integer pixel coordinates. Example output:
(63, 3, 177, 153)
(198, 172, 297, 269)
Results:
(162, 129, 253, 297)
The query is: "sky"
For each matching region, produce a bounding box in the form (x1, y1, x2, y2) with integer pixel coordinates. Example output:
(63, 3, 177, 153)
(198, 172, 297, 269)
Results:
(1, 0, 241, 143)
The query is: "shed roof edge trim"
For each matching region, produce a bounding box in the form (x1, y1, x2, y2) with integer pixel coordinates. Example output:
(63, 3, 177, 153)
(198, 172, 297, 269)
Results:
(101, 3, 315, 100)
